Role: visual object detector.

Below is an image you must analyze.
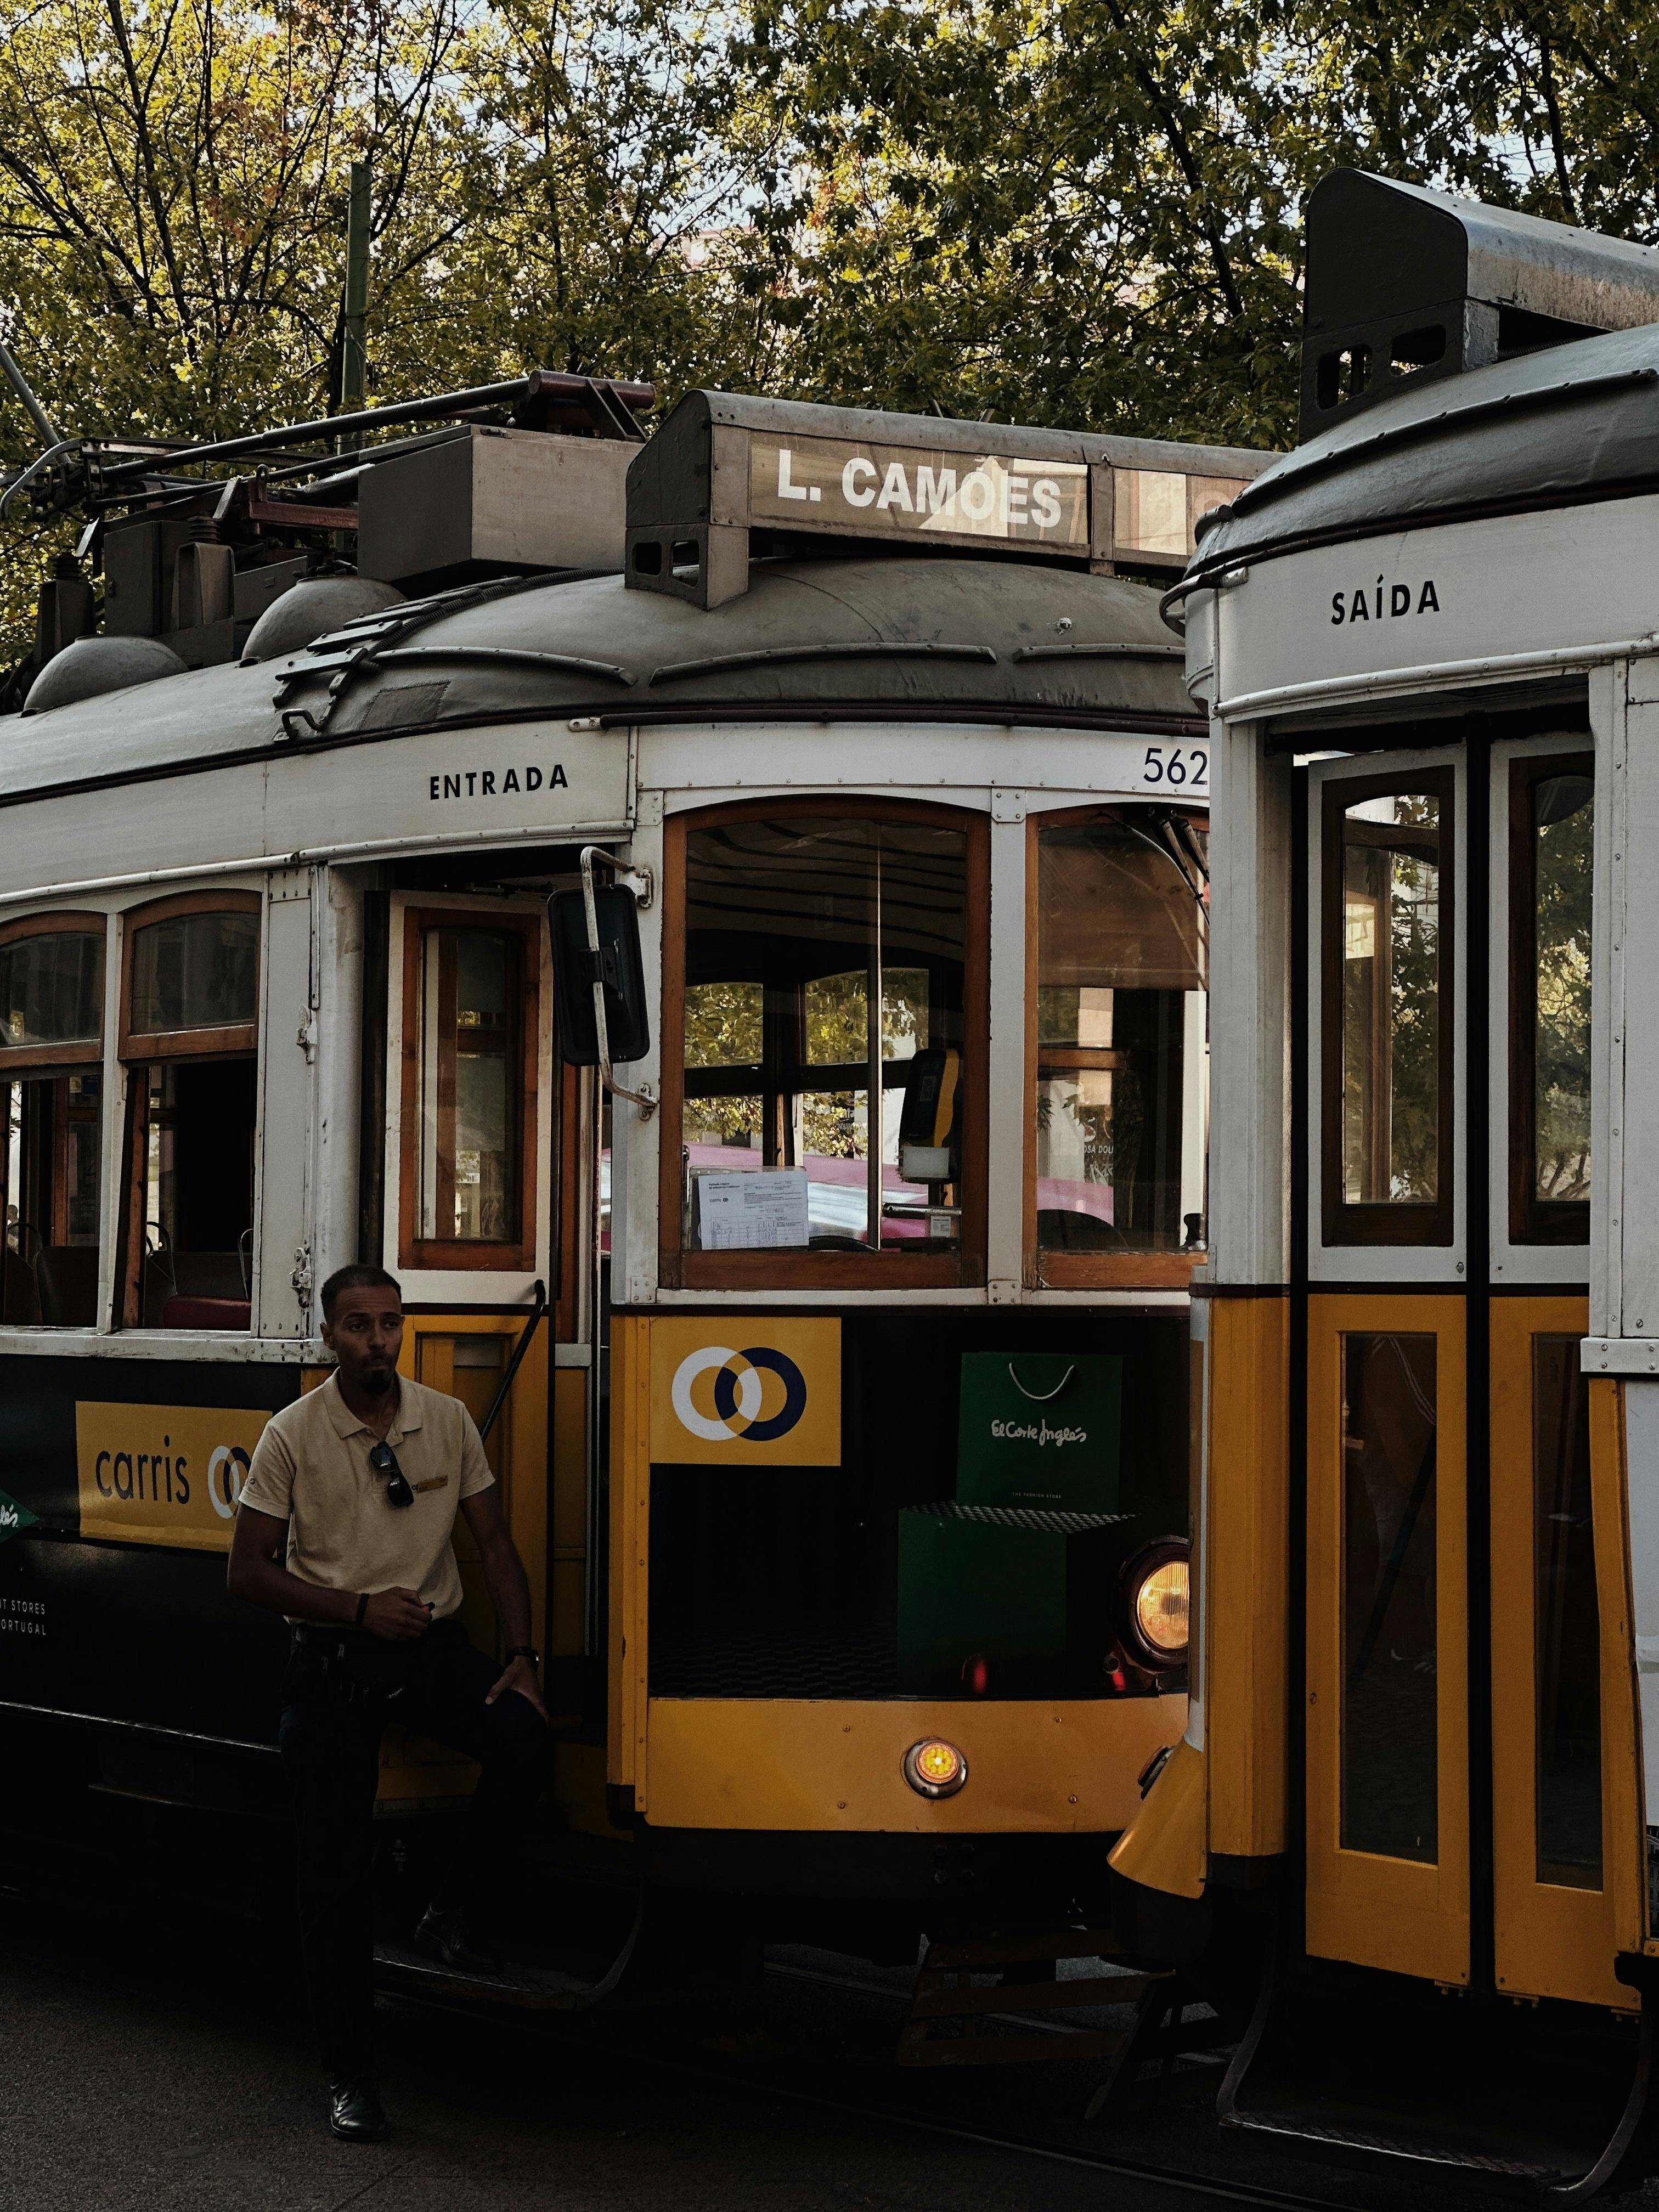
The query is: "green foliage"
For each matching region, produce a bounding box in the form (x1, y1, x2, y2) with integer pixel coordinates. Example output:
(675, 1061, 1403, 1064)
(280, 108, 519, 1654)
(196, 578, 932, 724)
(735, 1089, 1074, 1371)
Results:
(682, 968, 925, 1152)
(5, 0, 1659, 656)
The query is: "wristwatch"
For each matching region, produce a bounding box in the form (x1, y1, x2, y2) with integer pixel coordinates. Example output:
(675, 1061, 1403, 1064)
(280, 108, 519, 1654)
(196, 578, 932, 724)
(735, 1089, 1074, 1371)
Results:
(506, 1644, 541, 1667)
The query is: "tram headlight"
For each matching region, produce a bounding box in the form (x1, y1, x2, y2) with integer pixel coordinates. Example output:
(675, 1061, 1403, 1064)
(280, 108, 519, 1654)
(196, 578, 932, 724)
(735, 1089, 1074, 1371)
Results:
(1122, 1542, 1190, 1665)
(903, 1738, 968, 1799)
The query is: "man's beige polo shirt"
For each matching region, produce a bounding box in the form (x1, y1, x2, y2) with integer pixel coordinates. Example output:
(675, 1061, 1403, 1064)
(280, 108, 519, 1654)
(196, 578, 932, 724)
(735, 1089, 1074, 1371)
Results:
(239, 1373, 494, 1620)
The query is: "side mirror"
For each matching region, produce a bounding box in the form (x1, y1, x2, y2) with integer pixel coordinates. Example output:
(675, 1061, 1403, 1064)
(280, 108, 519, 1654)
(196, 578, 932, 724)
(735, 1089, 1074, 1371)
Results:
(898, 1046, 961, 1183)
(549, 882, 651, 1067)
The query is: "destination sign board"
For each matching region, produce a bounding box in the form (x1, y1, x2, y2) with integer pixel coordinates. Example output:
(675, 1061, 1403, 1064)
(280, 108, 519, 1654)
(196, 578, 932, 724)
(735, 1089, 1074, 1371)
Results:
(625, 391, 1274, 607)
(747, 434, 1090, 550)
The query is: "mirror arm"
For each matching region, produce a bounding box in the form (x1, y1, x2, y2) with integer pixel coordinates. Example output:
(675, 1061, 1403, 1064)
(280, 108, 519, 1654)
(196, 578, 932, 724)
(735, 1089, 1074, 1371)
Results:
(579, 843, 657, 1119)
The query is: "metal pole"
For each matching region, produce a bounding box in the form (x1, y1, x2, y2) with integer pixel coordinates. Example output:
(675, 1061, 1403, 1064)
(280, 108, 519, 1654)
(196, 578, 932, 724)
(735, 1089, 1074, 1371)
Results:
(478, 1278, 546, 1443)
(867, 833, 883, 1251)
(0, 336, 62, 452)
(340, 160, 371, 420)
(97, 373, 654, 484)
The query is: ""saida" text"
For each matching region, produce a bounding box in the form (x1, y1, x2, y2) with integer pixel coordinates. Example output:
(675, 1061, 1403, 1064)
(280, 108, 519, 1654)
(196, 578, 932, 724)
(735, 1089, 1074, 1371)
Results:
(1331, 578, 1442, 624)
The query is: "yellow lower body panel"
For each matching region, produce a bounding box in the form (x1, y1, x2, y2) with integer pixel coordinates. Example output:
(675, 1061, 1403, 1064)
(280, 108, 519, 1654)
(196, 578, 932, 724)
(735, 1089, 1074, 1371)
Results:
(641, 1694, 1185, 1832)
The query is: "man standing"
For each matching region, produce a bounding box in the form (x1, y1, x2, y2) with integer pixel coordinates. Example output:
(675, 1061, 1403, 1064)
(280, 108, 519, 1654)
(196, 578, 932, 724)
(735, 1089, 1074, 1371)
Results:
(229, 1263, 548, 2143)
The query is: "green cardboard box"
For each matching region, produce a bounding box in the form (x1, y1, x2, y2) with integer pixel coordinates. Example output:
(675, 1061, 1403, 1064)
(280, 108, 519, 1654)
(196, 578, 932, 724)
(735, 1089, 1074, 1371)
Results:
(896, 1504, 1118, 1697)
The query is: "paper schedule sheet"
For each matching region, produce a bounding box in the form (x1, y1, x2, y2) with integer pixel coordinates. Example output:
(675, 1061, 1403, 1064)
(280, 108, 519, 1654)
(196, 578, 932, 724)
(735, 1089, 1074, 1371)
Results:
(695, 1168, 810, 1251)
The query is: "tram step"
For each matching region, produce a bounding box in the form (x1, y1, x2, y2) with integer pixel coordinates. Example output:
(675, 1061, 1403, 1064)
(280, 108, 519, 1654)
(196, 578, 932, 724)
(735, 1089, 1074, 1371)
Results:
(911, 1971, 1160, 2019)
(373, 1938, 617, 2011)
(898, 1926, 1154, 2068)
(1218, 1965, 1649, 2197)
(1227, 2109, 1561, 2183)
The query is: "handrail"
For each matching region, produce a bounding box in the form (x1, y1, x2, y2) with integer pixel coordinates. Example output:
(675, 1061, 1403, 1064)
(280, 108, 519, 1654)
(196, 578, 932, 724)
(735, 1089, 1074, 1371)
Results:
(370, 645, 635, 686)
(1010, 640, 1183, 662)
(478, 1278, 546, 1445)
(647, 640, 997, 686)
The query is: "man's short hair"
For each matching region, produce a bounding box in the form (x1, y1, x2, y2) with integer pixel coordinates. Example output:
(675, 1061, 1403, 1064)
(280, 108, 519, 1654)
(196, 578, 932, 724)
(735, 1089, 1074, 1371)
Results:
(320, 1263, 403, 1322)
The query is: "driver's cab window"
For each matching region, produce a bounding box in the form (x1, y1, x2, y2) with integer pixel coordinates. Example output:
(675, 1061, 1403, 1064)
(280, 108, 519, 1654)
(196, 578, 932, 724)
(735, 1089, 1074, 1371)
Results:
(667, 809, 985, 1285)
(1030, 812, 1207, 1282)
(1, 915, 106, 1327)
(119, 894, 260, 1331)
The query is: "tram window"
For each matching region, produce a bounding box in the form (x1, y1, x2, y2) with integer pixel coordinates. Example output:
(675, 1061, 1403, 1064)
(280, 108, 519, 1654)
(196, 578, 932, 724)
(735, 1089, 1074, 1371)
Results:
(671, 812, 978, 1276)
(0, 918, 107, 1328)
(1323, 776, 1453, 1244)
(1511, 757, 1593, 1245)
(1532, 1334, 1601, 1889)
(1340, 1331, 1439, 1864)
(399, 912, 539, 1271)
(3, 1074, 104, 1325)
(127, 1059, 256, 1328)
(2, 926, 103, 1053)
(126, 909, 258, 1046)
(119, 895, 261, 1330)
(1032, 816, 1206, 1270)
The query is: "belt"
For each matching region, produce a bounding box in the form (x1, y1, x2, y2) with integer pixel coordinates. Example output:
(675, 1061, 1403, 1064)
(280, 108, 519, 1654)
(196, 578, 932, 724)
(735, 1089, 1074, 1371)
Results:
(291, 1615, 455, 1648)
(292, 1622, 379, 1651)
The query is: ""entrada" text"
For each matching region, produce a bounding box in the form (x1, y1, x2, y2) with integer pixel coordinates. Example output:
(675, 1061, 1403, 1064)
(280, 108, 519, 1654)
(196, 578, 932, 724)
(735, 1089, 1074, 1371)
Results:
(428, 765, 569, 800)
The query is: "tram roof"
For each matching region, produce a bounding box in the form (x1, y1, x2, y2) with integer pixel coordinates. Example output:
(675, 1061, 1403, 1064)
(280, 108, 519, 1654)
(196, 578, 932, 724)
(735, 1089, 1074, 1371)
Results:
(0, 554, 1190, 808)
(1190, 316, 1659, 578)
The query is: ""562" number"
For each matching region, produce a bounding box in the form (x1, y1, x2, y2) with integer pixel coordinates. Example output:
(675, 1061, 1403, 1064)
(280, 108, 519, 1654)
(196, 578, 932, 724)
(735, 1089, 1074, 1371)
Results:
(1140, 743, 1207, 788)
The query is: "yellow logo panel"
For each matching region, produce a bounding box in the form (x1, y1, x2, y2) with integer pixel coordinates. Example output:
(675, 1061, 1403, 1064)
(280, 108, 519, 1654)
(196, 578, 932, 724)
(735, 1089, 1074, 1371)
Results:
(649, 1319, 840, 1466)
(77, 1402, 274, 1551)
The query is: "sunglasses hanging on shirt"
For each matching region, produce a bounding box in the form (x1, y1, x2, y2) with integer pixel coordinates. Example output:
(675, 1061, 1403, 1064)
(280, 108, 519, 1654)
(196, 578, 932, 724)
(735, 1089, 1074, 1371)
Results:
(366, 1441, 415, 1508)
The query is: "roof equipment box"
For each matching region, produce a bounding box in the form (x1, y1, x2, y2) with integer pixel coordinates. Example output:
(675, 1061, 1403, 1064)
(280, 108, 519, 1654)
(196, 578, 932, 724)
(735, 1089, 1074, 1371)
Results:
(357, 425, 633, 593)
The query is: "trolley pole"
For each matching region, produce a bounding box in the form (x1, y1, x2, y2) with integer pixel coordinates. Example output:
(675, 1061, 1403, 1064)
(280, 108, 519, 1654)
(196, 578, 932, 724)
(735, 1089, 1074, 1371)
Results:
(340, 159, 371, 422)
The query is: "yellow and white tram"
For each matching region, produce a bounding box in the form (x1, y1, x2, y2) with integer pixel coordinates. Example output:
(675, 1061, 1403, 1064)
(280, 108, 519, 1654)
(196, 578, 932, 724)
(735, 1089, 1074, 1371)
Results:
(0, 389, 1269, 2001)
(1116, 171, 1659, 2188)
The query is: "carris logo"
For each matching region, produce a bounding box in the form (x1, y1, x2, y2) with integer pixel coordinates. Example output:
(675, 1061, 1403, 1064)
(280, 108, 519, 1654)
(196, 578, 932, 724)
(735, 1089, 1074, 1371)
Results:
(1331, 577, 1441, 625)
(670, 1345, 808, 1444)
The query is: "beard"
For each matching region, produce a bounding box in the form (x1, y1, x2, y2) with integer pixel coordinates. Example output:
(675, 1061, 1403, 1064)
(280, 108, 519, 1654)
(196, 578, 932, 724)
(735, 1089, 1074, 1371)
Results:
(358, 1365, 395, 1397)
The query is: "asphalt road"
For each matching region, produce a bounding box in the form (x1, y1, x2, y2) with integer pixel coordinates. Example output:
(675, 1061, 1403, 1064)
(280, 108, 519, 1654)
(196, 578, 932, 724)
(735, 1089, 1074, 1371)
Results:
(0, 1792, 1483, 2212)
(0, 1899, 1229, 2212)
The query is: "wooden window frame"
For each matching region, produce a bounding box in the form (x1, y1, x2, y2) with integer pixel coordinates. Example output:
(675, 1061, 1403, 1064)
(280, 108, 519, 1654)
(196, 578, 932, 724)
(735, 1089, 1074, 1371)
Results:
(119, 889, 262, 1062)
(1024, 804, 1209, 1292)
(1321, 767, 1457, 1248)
(398, 905, 542, 1274)
(115, 1049, 259, 1330)
(658, 797, 989, 1292)
(1509, 751, 1594, 1248)
(0, 910, 108, 1074)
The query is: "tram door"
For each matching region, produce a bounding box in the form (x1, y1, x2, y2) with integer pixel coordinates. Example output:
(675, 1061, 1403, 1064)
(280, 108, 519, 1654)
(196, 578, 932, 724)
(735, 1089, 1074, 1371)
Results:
(1299, 739, 1633, 2007)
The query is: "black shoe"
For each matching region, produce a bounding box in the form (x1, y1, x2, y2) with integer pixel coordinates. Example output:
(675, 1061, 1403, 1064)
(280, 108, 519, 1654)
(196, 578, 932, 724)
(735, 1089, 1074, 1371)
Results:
(414, 1905, 503, 1977)
(329, 2078, 389, 2142)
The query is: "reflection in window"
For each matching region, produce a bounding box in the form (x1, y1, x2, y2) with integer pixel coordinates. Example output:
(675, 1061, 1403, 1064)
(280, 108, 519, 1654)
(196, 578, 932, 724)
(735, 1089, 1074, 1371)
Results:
(1, 924, 107, 1328)
(1, 930, 103, 1052)
(1340, 1331, 1438, 1864)
(418, 928, 521, 1245)
(1531, 771, 1593, 1213)
(1034, 820, 1207, 1256)
(1533, 1335, 1601, 1888)
(1340, 794, 1442, 1206)
(680, 818, 966, 1254)
(129, 911, 258, 1035)
(3, 1071, 102, 1324)
(137, 1058, 255, 1329)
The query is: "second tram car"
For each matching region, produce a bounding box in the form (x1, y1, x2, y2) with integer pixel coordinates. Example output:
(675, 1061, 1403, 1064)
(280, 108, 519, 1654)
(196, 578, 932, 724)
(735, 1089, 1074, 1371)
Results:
(1118, 171, 1659, 2189)
(0, 391, 1269, 2018)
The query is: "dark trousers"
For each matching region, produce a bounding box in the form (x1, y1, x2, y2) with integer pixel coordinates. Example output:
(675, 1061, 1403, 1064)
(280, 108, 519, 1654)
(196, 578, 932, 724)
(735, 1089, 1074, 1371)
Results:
(278, 1617, 547, 2081)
